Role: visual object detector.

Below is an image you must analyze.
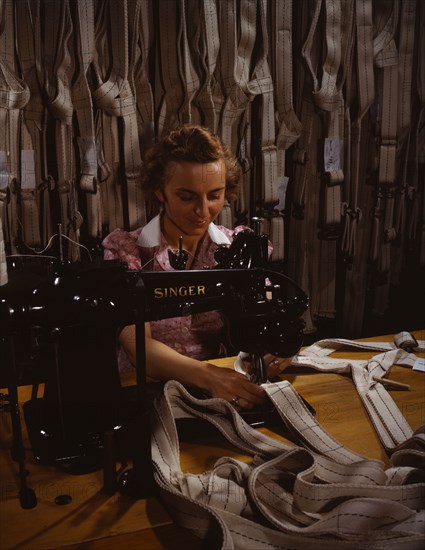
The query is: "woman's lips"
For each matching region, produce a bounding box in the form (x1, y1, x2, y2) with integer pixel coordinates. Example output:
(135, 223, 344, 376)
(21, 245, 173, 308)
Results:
(191, 218, 208, 227)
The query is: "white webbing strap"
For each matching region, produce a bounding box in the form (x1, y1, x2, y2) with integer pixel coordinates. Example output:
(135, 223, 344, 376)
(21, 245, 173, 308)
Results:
(15, 0, 44, 250)
(215, 0, 258, 229)
(72, 0, 102, 241)
(176, 0, 200, 124)
(405, 2, 425, 266)
(157, 0, 184, 134)
(92, 0, 146, 231)
(0, 0, 31, 255)
(151, 379, 425, 549)
(42, 0, 81, 260)
(90, 6, 122, 233)
(300, 0, 353, 318)
(341, 0, 374, 259)
(191, 0, 220, 133)
(296, 331, 425, 451)
(128, 0, 154, 149)
(269, 0, 301, 262)
(341, 0, 378, 335)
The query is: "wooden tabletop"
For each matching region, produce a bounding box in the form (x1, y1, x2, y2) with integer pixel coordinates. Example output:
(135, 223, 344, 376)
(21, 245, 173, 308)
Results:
(1, 330, 424, 549)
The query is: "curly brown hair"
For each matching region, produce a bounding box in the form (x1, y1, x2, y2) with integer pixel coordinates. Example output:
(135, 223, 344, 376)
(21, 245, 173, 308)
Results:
(140, 125, 241, 205)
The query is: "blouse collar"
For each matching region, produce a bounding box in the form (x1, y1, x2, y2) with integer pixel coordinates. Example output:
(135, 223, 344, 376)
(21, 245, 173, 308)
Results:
(136, 214, 231, 248)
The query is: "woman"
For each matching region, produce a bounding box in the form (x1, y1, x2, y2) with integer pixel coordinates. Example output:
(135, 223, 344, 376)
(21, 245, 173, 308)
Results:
(103, 124, 291, 409)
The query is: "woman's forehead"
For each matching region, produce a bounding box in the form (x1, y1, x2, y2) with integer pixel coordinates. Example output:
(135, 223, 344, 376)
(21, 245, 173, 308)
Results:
(165, 160, 226, 187)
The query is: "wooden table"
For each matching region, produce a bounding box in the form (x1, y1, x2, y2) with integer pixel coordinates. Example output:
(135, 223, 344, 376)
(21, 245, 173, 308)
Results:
(1, 330, 424, 549)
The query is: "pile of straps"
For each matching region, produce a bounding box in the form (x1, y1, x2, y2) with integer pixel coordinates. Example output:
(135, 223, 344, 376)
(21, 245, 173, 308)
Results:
(151, 331, 425, 548)
(0, 0, 424, 336)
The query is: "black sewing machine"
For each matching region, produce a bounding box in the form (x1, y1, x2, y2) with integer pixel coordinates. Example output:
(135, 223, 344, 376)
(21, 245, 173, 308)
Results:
(0, 218, 309, 507)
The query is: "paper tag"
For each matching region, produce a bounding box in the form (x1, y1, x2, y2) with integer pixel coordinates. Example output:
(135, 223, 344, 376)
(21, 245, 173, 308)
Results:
(412, 358, 425, 372)
(277, 176, 289, 210)
(324, 137, 342, 172)
(21, 150, 36, 189)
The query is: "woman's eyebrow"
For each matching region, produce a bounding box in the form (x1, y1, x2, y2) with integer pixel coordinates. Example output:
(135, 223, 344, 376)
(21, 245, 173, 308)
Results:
(175, 186, 225, 193)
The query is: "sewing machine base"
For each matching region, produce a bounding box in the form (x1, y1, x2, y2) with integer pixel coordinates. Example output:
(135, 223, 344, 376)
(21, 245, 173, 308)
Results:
(22, 386, 142, 473)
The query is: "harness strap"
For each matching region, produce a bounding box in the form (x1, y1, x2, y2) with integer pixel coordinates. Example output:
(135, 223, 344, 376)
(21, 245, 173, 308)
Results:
(15, 0, 44, 250)
(151, 377, 425, 548)
(128, 0, 154, 150)
(253, 0, 283, 260)
(269, 0, 301, 261)
(296, 331, 424, 451)
(177, 0, 200, 124)
(42, 0, 81, 260)
(72, 0, 102, 242)
(90, 2, 122, 234)
(0, 0, 31, 255)
(157, 0, 184, 134)
(192, 0, 220, 133)
(215, 0, 258, 229)
(92, 0, 146, 231)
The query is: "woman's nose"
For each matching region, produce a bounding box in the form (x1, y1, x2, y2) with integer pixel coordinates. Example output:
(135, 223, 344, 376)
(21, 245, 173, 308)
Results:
(194, 199, 208, 217)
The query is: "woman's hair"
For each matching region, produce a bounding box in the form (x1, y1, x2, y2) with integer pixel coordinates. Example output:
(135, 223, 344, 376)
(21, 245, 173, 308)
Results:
(140, 125, 241, 204)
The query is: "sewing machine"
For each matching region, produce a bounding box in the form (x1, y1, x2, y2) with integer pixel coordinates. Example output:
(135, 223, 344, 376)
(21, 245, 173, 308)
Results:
(0, 219, 308, 506)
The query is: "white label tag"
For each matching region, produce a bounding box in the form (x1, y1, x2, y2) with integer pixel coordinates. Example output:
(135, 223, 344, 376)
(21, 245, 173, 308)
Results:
(412, 358, 425, 372)
(324, 137, 342, 172)
(21, 150, 36, 189)
(277, 176, 289, 210)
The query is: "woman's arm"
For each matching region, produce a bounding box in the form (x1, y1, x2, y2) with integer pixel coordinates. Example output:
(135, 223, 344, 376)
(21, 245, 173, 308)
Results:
(119, 324, 266, 409)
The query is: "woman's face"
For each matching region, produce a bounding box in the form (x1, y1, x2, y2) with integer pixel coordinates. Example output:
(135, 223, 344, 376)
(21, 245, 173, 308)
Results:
(156, 160, 226, 240)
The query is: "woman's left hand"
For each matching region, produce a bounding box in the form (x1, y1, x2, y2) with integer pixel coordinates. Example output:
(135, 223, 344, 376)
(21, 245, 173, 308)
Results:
(263, 353, 293, 379)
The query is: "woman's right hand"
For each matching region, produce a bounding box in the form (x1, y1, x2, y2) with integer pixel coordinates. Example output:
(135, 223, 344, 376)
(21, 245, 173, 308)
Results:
(202, 362, 267, 410)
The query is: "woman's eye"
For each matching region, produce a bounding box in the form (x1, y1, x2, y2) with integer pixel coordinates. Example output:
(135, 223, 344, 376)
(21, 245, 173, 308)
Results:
(208, 194, 222, 201)
(178, 194, 194, 202)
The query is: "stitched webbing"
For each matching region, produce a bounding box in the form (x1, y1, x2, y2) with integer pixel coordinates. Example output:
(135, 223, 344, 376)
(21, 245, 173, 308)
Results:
(151, 378, 425, 549)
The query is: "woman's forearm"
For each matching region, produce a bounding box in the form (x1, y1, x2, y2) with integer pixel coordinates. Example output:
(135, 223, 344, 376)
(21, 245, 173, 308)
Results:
(118, 324, 266, 408)
(119, 324, 212, 390)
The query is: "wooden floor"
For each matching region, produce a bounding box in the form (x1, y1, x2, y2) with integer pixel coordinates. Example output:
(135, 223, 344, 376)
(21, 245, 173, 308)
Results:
(1, 330, 424, 549)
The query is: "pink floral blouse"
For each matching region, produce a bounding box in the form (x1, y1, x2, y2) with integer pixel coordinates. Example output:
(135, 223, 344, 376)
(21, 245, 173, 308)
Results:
(103, 215, 251, 371)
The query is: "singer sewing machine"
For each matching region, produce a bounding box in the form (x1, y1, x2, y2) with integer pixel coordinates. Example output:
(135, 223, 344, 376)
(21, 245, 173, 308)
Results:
(0, 218, 308, 507)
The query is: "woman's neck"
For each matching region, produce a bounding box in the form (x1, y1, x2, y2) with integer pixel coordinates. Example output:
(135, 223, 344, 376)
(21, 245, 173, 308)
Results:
(161, 214, 203, 257)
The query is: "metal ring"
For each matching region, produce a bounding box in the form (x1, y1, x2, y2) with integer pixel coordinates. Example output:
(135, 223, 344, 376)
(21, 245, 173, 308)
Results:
(231, 396, 240, 407)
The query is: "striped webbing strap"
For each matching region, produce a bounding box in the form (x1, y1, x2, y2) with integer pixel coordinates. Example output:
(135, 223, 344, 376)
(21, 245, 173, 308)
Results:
(157, 0, 184, 134)
(72, 0, 102, 242)
(191, 0, 220, 133)
(177, 0, 201, 125)
(270, 0, 301, 256)
(14, 0, 44, 250)
(0, 0, 31, 257)
(253, 0, 284, 261)
(214, 0, 259, 229)
(341, 0, 375, 334)
(369, 0, 400, 282)
(92, 0, 146, 231)
(151, 374, 425, 548)
(128, 0, 154, 149)
(91, 1, 122, 234)
(298, 0, 355, 319)
(295, 331, 425, 451)
(416, 2, 425, 265)
(42, 0, 81, 261)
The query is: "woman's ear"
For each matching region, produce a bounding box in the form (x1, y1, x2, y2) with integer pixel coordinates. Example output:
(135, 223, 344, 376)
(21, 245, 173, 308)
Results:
(155, 188, 165, 203)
